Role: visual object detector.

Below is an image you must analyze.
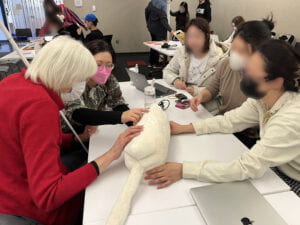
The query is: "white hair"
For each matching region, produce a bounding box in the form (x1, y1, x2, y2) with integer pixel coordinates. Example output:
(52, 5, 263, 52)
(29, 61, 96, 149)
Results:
(25, 36, 97, 92)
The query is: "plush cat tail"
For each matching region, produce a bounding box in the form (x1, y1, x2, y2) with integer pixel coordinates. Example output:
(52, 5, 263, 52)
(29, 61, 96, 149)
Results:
(106, 164, 144, 225)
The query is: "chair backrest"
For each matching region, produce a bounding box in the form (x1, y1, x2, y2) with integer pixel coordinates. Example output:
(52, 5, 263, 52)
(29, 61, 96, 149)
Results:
(103, 35, 113, 46)
(15, 29, 32, 37)
(35, 28, 41, 37)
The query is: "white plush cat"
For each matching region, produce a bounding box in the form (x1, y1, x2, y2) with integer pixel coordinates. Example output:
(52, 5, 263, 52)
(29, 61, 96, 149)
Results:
(106, 104, 171, 225)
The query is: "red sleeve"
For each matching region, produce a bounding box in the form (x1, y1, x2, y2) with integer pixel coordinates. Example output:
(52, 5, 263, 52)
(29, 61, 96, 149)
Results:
(20, 100, 98, 212)
(39, 22, 49, 37)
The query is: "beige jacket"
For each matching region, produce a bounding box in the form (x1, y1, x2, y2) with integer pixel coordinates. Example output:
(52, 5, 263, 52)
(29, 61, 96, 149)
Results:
(183, 91, 300, 182)
(163, 40, 229, 114)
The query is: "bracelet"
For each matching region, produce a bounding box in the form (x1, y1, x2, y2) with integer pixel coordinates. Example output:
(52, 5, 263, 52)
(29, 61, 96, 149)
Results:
(90, 161, 100, 176)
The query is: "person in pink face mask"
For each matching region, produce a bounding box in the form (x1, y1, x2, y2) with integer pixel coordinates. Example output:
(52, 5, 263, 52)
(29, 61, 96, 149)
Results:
(62, 40, 148, 135)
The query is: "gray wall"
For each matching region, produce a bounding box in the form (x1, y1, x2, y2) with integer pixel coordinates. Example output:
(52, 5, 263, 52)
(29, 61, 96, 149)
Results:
(64, 0, 299, 53)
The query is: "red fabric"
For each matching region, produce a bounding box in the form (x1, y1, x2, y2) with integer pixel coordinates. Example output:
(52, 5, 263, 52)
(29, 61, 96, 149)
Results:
(0, 70, 98, 225)
(40, 4, 87, 36)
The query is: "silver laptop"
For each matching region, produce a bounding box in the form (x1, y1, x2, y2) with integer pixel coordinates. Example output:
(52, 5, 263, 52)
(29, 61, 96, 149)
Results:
(190, 181, 288, 225)
(125, 68, 176, 97)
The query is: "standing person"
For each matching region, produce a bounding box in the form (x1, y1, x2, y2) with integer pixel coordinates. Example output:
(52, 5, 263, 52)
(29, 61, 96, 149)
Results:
(196, 0, 211, 23)
(224, 16, 245, 44)
(170, 1, 190, 31)
(145, 0, 174, 67)
(40, 0, 87, 40)
(77, 13, 104, 43)
(0, 36, 143, 225)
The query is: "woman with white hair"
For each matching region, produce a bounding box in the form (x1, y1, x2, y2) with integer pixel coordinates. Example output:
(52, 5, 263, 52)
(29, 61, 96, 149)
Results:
(0, 36, 142, 225)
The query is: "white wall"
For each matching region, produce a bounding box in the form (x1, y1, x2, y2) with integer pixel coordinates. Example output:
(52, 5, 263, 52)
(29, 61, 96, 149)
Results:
(64, 0, 300, 53)
(210, 0, 300, 42)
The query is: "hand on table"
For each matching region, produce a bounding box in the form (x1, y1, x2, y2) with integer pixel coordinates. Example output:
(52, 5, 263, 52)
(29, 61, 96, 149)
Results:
(170, 121, 195, 135)
(190, 95, 203, 112)
(79, 125, 98, 142)
(145, 162, 183, 189)
(121, 108, 149, 124)
(174, 79, 186, 90)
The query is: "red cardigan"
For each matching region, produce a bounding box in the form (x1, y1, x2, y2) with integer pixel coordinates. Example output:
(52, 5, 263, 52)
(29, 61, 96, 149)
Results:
(0, 70, 98, 225)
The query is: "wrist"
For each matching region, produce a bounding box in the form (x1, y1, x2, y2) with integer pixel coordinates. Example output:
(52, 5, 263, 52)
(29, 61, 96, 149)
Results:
(95, 151, 116, 173)
(181, 124, 195, 134)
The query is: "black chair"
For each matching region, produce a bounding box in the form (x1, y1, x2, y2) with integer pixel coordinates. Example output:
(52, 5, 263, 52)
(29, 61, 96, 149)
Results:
(103, 35, 113, 47)
(35, 28, 41, 37)
(15, 28, 32, 38)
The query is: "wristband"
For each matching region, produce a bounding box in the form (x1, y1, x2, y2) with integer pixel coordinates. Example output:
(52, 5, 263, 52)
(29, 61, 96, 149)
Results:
(90, 161, 100, 176)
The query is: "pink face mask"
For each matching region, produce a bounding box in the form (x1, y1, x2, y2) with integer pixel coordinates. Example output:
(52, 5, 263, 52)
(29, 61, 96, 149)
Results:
(91, 66, 112, 84)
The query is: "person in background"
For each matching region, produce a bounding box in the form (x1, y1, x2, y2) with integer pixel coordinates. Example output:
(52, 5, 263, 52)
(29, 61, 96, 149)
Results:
(62, 39, 148, 134)
(196, 0, 211, 23)
(170, 1, 190, 31)
(77, 13, 104, 43)
(46, 13, 70, 37)
(190, 18, 275, 148)
(0, 36, 143, 225)
(163, 18, 228, 115)
(224, 16, 245, 44)
(145, 40, 300, 197)
(40, 0, 86, 40)
(145, 0, 174, 67)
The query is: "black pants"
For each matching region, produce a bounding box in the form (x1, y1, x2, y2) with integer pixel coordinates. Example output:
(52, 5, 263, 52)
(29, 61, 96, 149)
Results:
(149, 32, 167, 66)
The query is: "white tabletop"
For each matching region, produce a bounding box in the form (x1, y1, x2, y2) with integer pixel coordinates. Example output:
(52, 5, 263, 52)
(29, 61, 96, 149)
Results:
(143, 41, 181, 57)
(86, 191, 300, 225)
(83, 80, 290, 225)
(0, 43, 35, 60)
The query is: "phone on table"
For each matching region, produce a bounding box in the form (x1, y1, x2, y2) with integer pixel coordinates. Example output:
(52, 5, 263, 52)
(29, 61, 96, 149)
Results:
(175, 99, 190, 109)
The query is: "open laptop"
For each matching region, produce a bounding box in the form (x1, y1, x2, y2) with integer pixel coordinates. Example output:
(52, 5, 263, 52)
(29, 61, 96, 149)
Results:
(190, 181, 288, 225)
(126, 68, 176, 97)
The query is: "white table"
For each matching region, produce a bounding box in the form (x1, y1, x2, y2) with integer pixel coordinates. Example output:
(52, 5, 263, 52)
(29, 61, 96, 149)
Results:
(86, 191, 300, 225)
(0, 43, 35, 60)
(83, 80, 290, 225)
(143, 41, 182, 57)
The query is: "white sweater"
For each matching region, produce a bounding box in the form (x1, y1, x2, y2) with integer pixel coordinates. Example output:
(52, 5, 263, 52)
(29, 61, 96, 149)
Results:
(183, 91, 300, 182)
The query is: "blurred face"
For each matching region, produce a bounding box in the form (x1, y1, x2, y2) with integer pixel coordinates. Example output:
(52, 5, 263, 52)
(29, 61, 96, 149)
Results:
(199, 0, 205, 4)
(179, 6, 185, 13)
(186, 25, 206, 54)
(85, 20, 93, 29)
(229, 36, 252, 71)
(241, 52, 283, 99)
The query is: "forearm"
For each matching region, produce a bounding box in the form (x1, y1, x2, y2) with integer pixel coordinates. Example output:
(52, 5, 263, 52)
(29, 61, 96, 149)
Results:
(94, 150, 117, 173)
(199, 88, 213, 103)
(72, 108, 122, 125)
(179, 124, 196, 134)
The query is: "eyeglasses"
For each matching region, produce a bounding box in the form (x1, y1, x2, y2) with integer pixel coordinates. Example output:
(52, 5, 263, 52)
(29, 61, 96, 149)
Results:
(98, 64, 115, 70)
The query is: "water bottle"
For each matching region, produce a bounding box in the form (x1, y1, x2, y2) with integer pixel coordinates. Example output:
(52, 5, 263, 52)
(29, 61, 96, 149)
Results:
(144, 81, 156, 109)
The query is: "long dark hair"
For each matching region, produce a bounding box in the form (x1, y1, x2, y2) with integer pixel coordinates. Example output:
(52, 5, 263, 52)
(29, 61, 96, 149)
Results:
(86, 40, 116, 64)
(185, 18, 210, 54)
(180, 2, 189, 15)
(257, 40, 300, 92)
(43, 0, 61, 16)
(233, 16, 275, 51)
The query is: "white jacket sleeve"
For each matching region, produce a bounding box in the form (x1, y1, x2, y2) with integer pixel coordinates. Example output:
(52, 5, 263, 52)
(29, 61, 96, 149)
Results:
(192, 98, 259, 135)
(163, 50, 182, 85)
(183, 103, 300, 182)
